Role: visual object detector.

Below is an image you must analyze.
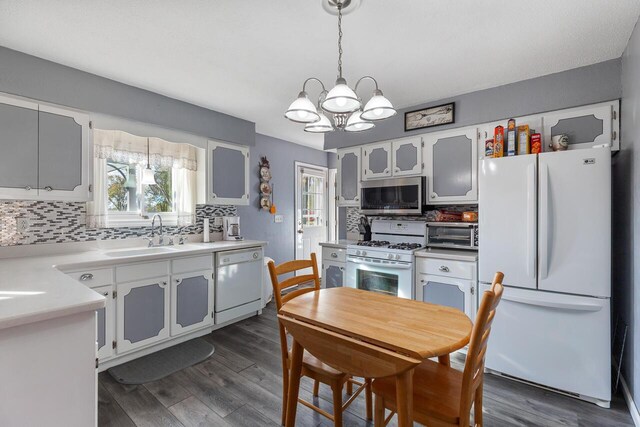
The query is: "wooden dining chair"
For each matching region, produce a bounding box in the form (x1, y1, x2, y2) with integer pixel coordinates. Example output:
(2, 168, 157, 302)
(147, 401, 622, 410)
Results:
(371, 271, 505, 427)
(268, 253, 372, 426)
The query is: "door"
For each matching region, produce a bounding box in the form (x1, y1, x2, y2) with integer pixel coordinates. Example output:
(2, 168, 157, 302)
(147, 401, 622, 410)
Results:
(38, 104, 91, 201)
(207, 139, 250, 205)
(538, 148, 611, 297)
(362, 141, 392, 180)
(93, 285, 114, 360)
(170, 270, 214, 336)
(392, 137, 422, 176)
(322, 261, 345, 288)
(0, 94, 39, 199)
(479, 155, 537, 289)
(295, 163, 328, 275)
(483, 284, 611, 403)
(337, 147, 361, 206)
(424, 127, 478, 203)
(116, 277, 170, 353)
(417, 274, 475, 320)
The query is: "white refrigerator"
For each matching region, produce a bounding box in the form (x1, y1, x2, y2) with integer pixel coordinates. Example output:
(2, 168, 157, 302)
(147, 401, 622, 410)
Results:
(479, 147, 611, 407)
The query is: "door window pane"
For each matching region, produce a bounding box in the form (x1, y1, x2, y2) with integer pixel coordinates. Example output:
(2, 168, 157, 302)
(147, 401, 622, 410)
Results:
(301, 173, 325, 227)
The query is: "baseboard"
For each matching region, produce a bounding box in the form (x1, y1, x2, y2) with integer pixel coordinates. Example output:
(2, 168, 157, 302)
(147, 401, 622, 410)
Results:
(621, 376, 640, 426)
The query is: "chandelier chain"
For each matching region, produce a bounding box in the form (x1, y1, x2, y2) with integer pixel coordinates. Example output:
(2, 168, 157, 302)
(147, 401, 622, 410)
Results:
(337, 2, 343, 78)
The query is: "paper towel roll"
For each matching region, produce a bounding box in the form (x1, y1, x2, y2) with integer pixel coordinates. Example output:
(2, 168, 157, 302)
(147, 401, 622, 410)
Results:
(203, 218, 210, 243)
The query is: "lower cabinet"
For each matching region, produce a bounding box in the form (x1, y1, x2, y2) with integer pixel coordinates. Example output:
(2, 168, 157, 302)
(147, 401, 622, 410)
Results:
(322, 260, 345, 288)
(116, 276, 170, 354)
(170, 269, 214, 336)
(93, 284, 115, 360)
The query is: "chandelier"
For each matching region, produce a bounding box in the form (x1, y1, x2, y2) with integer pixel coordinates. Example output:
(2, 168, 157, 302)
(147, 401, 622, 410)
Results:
(284, 0, 396, 133)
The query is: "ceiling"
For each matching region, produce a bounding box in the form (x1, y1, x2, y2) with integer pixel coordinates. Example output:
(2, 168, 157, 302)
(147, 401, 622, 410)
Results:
(0, 1, 638, 150)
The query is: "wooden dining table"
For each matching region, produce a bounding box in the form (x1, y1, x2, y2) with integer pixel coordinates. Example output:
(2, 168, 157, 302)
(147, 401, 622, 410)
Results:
(279, 287, 473, 427)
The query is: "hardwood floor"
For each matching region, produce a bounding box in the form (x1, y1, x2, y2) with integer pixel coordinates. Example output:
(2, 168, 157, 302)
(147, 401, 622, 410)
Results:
(99, 302, 633, 426)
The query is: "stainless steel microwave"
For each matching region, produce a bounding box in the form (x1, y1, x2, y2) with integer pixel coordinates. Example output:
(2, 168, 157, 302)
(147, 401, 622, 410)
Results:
(360, 177, 425, 215)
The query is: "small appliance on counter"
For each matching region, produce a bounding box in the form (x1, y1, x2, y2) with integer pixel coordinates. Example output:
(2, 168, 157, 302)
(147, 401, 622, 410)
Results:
(426, 222, 478, 250)
(222, 216, 244, 241)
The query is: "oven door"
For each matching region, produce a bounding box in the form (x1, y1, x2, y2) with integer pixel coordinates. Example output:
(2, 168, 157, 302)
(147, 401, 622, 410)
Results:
(360, 177, 424, 215)
(346, 256, 414, 299)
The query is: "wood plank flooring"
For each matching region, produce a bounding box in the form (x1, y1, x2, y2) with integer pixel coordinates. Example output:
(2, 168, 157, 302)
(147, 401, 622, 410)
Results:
(99, 302, 633, 426)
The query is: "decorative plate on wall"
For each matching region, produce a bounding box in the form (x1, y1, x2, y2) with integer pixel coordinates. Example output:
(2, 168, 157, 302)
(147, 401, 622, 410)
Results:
(260, 166, 272, 181)
(260, 196, 272, 210)
(260, 182, 271, 195)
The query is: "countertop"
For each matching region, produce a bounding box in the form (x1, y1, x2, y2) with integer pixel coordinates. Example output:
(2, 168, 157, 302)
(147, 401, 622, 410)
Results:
(0, 240, 266, 331)
(415, 248, 478, 262)
(319, 240, 357, 249)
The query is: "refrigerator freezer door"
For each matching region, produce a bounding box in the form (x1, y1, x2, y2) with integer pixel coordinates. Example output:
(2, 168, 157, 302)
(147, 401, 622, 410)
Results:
(538, 148, 611, 298)
(479, 155, 537, 288)
(483, 284, 611, 404)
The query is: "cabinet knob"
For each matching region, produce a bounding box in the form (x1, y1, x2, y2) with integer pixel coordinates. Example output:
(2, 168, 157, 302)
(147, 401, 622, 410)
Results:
(103, 292, 109, 296)
(175, 279, 181, 283)
(439, 266, 450, 272)
(24, 186, 31, 191)
(431, 193, 436, 199)
(331, 252, 338, 258)
(44, 186, 53, 192)
(79, 273, 94, 281)
(253, 252, 259, 259)
(161, 281, 167, 286)
(340, 267, 344, 271)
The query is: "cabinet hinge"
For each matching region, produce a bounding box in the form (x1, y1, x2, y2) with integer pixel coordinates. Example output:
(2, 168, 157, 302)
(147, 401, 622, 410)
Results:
(112, 291, 117, 299)
(471, 287, 475, 295)
(613, 131, 617, 141)
(421, 141, 425, 147)
(364, 169, 367, 175)
(95, 358, 99, 368)
(88, 184, 93, 193)
(211, 311, 214, 318)
(613, 110, 617, 120)
(422, 162, 425, 170)
(112, 340, 117, 349)
(89, 121, 93, 129)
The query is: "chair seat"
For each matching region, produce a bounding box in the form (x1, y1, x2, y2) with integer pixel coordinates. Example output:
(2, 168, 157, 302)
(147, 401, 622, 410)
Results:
(288, 349, 347, 380)
(372, 359, 463, 425)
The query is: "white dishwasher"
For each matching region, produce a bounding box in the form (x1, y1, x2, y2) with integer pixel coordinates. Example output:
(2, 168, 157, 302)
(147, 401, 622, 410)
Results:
(215, 247, 264, 324)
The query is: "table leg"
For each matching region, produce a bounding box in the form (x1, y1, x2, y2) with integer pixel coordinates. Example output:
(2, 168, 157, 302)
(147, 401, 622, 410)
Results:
(438, 354, 451, 366)
(395, 369, 414, 427)
(285, 339, 304, 427)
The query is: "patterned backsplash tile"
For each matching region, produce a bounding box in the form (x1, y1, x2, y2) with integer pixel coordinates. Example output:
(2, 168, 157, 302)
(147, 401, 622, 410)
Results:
(0, 201, 237, 247)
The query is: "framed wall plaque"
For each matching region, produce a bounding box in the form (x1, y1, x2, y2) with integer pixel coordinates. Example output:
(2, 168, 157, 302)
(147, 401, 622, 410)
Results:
(405, 102, 455, 131)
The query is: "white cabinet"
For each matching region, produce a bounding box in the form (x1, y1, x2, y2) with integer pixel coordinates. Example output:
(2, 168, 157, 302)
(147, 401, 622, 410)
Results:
(207, 139, 250, 205)
(362, 141, 392, 180)
(93, 285, 115, 360)
(0, 93, 92, 201)
(116, 276, 170, 354)
(392, 137, 423, 177)
(170, 269, 214, 336)
(337, 147, 361, 206)
(424, 127, 478, 204)
(321, 246, 346, 288)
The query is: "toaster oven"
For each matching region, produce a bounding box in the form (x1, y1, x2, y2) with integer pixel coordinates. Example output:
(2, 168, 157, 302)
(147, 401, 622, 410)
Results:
(426, 222, 478, 250)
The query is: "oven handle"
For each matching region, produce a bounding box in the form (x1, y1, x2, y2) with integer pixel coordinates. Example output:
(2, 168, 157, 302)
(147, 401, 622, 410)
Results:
(347, 257, 413, 270)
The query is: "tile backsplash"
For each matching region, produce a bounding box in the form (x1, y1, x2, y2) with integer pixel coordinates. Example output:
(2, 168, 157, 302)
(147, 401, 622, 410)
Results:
(0, 201, 236, 246)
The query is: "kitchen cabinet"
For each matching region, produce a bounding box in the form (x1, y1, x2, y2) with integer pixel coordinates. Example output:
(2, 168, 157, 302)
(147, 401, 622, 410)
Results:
(207, 139, 250, 205)
(321, 246, 346, 288)
(337, 146, 361, 206)
(0, 94, 92, 201)
(93, 285, 115, 360)
(424, 127, 478, 204)
(116, 276, 170, 354)
(170, 269, 214, 336)
(362, 141, 392, 180)
(391, 137, 423, 176)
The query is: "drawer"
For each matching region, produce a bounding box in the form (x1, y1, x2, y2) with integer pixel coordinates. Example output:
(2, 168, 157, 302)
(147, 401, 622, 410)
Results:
(67, 267, 113, 288)
(322, 247, 346, 263)
(116, 261, 170, 283)
(172, 255, 213, 274)
(417, 258, 475, 280)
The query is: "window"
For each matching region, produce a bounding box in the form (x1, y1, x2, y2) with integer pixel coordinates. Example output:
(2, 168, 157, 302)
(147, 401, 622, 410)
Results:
(301, 172, 325, 227)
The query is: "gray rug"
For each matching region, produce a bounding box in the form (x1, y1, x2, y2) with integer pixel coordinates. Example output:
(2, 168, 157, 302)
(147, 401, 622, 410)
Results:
(108, 338, 215, 385)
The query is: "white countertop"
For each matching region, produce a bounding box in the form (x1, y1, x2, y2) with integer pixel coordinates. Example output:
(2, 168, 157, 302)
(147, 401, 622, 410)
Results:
(415, 248, 478, 262)
(0, 240, 266, 331)
(319, 240, 358, 249)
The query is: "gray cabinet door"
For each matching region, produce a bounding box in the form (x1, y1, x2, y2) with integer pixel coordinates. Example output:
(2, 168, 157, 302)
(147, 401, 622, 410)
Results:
(392, 137, 422, 176)
(418, 274, 475, 319)
(542, 102, 617, 151)
(170, 270, 214, 336)
(425, 127, 478, 203)
(337, 147, 361, 206)
(322, 261, 345, 288)
(208, 140, 250, 205)
(116, 277, 170, 353)
(363, 142, 392, 179)
(0, 95, 39, 199)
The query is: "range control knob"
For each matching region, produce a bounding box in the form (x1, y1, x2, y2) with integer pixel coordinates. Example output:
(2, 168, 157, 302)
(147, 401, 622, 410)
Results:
(388, 253, 394, 260)
(395, 254, 401, 260)
(362, 251, 367, 256)
(356, 250, 361, 256)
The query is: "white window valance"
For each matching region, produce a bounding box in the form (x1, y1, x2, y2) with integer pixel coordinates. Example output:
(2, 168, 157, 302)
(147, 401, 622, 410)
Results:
(94, 129, 198, 171)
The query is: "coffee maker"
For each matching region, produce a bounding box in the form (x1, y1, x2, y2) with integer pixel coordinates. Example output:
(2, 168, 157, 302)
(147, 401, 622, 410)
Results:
(222, 216, 243, 241)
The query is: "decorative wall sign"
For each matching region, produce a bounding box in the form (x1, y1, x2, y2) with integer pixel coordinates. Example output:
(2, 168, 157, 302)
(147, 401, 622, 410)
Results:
(405, 102, 455, 131)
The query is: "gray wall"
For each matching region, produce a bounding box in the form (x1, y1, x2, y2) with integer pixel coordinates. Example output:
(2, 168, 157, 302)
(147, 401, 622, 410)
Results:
(616, 16, 640, 410)
(324, 59, 622, 149)
(0, 46, 255, 146)
(237, 134, 330, 265)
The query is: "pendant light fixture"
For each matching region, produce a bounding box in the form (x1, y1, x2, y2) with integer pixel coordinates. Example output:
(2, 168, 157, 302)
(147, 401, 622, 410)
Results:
(141, 138, 157, 186)
(285, 0, 396, 133)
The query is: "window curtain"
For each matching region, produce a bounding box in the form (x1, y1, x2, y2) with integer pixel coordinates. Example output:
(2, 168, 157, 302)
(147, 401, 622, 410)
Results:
(86, 157, 108, 228)
(173, 168, 197, 226)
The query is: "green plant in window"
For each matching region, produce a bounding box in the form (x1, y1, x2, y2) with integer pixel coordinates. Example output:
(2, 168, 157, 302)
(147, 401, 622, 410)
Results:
(107, 174, 128, 211)
(145, 169, 172, 212)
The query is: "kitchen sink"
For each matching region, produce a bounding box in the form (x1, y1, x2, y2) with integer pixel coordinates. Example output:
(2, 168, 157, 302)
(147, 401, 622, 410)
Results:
(104, 247, 178, 257)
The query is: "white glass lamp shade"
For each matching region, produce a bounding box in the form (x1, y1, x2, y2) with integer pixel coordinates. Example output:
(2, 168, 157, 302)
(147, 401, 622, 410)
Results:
(321, 78, 361, 114)
(304, 112, 334, 133)
(141, 167, 157, 185)
(285, 91, 321, 123)
(344, 110, 375, 132)
(361, 90, 397, 121)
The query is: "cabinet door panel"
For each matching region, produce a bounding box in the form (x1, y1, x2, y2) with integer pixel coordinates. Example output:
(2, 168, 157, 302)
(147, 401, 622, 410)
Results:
(0, 96, 39, 198)
(392, 137, 422, 176)
(337, 147, 361, 206)
(171, 270, 214, 336)
(362, 142, 392, 179)
(208, 140, 249, 205)
(322, 261, 345, 288)
(543, 101, 617, 151)
(417, 274, 475, 319)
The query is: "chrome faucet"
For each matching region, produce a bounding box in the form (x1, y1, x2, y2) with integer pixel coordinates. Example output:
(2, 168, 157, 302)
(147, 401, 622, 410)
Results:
(149, 214, 164, 247)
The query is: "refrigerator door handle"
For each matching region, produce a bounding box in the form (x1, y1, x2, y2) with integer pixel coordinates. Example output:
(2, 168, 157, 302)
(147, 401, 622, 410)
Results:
(503, 294, 604, 312)
(539, 162, 549, 280)
(526, 163, 537, 280)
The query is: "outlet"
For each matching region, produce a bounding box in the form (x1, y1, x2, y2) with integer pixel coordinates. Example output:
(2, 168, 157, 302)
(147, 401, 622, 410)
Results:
(16, 218, 29, 233)
(213, 217, 223, 227)
(274, 215, 284, 224)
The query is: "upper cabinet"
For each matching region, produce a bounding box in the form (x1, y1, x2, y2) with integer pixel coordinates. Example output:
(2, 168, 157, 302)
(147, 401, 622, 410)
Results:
(0, 94, 92, 201)
(424, 127, 478, 204)
(392, 137, 423, 177)
(337, 147, 361, 207)
(362, 142, 392, 179)
(207, 140, 250, 205)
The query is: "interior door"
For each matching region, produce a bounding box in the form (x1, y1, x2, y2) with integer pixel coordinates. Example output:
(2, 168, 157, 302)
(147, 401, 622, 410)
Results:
(295, 163, 328, 276)
(479, 155, 537, 289)
(538, 148, 611, 297)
